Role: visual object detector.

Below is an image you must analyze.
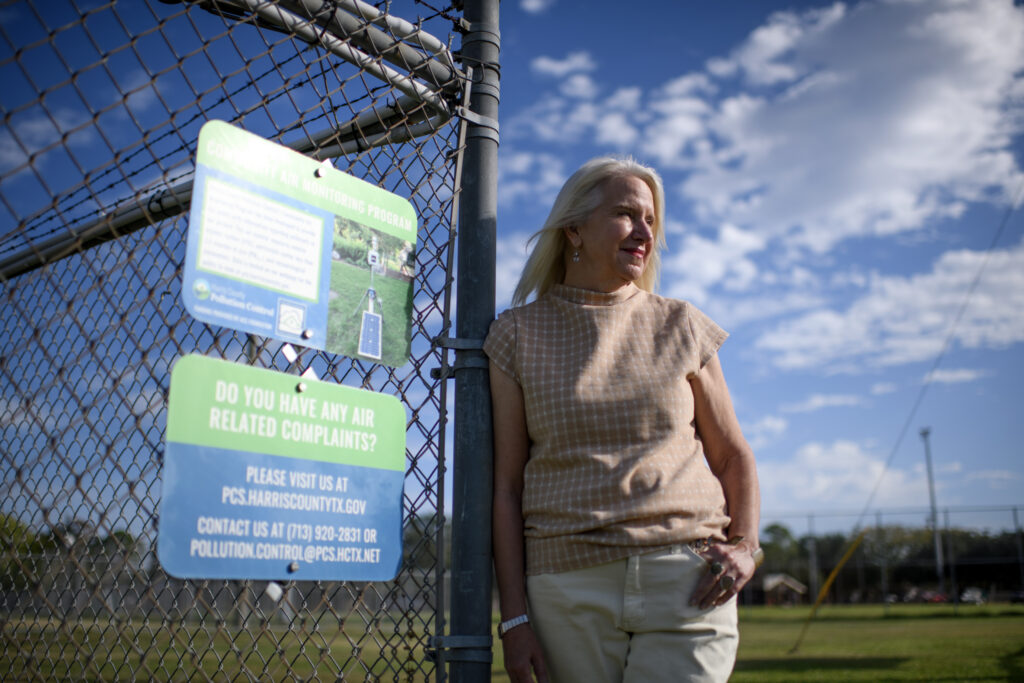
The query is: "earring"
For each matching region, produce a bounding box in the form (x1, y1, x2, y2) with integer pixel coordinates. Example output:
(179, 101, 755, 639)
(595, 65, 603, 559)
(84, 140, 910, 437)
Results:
(572, 249, 580, 263)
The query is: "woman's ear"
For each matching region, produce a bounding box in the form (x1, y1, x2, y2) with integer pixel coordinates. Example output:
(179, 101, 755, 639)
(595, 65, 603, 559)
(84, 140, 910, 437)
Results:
(563, 225, 581, 249)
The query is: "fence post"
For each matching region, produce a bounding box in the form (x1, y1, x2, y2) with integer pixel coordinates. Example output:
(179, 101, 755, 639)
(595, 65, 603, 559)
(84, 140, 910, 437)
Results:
(450, 0, 500, 681)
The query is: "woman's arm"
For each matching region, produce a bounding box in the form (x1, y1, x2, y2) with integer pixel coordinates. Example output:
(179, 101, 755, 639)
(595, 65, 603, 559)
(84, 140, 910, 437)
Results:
(490, 362, 549, 683)
(688, 353, 761, 609)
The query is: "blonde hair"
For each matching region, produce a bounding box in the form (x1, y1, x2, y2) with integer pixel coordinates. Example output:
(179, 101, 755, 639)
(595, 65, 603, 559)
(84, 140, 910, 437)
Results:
(512, 156, 666, 306)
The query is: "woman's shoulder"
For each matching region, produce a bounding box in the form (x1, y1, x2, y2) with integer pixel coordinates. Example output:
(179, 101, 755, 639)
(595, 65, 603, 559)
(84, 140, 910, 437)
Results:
(637, 290, 698, 317)
(640, 291, 727, 340)
(497, 293, 559, 321)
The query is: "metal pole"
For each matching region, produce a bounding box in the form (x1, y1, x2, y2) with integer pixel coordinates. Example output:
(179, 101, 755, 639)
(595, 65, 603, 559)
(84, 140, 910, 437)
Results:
(919, 428, 945, 595)
(449, 0, 499, 680)
(1013, 507, 1024, 589)
(944, 508, 957, 611)
(807, 514, 819, 601)
(877, 511, 889, 613)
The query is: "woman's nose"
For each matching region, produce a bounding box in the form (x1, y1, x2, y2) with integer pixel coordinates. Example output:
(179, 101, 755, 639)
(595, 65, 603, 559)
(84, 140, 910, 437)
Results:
(632, 218, 653, 241)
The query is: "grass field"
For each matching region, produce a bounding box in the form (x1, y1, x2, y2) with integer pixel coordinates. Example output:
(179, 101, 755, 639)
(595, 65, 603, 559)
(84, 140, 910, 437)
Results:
(491, 604, 1024, 682)
(326, 260, 412, 368)
(1, 614, 433, 681)
(4, 604, 1020, 680)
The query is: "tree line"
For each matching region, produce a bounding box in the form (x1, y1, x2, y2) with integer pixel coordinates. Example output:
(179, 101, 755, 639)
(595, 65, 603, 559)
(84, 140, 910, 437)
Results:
(758, 522, 1024, 603)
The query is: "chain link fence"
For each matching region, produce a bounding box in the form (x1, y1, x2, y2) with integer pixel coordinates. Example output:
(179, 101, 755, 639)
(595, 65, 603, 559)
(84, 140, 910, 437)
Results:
(1, 0, 483, 679)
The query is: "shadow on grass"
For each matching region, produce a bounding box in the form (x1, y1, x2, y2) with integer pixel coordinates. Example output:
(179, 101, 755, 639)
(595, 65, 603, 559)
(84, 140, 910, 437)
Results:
(736, 656, 909, 673)
(741, 605, 1024, 624)
(999, 645, 1024, 681)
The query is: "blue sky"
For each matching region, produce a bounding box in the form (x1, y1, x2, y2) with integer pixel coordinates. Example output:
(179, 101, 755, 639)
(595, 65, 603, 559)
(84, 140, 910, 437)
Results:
(2, 0, 1021, 536)
(493, 0, 1024, 531)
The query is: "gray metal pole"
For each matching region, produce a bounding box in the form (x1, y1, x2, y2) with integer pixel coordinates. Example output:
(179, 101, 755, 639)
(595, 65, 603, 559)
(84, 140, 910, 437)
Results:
(807, 514, 820, 600)
(1013, 507, 1024, 589)
(919, 427, 945, 595)
(877, 511, 889, 613)
(944, 508, 957, 609)
(449, 0, 499, 680)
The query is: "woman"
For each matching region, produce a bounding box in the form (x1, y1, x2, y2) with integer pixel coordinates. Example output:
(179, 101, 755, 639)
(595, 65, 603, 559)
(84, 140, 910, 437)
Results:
(484, 157, 761, 683)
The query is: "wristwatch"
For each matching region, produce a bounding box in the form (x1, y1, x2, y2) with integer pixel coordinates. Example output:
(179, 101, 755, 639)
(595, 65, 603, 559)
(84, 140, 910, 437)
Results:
(498, 614, 529, 638)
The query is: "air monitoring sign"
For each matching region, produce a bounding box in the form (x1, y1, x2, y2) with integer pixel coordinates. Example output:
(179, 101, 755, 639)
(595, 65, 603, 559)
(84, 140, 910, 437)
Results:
(158, 355, 405, 581)
(183, 120, 418, 368)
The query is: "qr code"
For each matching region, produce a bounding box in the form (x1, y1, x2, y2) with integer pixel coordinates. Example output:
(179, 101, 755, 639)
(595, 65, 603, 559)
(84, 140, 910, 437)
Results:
(277, 301, 305, 336)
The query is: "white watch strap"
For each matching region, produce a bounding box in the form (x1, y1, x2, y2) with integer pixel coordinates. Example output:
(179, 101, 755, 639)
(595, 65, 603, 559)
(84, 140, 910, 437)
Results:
(498, 613, 529, 637)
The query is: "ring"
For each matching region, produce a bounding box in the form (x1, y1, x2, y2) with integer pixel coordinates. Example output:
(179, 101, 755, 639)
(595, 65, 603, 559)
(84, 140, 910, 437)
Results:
(709, 561, 724, 575)
(719, 575, 735, 591)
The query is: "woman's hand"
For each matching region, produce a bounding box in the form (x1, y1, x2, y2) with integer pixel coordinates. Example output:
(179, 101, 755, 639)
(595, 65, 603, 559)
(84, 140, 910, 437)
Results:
(689, 540, 758, 609)
(501, 625, 550, 683)
(689, 353, 761, 609)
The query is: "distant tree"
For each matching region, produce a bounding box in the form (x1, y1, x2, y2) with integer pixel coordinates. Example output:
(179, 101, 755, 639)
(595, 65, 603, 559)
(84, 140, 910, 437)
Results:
(0, 514, 39, 592)
(402, 513, 449, 571)
(760, 522, 805, 580)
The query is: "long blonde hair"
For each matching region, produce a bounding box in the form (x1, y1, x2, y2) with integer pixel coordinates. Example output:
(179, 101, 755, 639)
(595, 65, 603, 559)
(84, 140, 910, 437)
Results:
(512, 156, 666, 306)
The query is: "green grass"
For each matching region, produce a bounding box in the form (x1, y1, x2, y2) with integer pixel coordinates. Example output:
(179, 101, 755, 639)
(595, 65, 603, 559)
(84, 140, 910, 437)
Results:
(490, 604, 1024, 682)
(326, 260, 413, 368)
(6, 605, 1021, 680)
(2, 615, 434, 682)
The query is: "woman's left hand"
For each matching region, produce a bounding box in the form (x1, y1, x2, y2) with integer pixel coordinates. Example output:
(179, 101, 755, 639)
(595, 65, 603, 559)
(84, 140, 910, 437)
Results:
(689, 540, 758, 609)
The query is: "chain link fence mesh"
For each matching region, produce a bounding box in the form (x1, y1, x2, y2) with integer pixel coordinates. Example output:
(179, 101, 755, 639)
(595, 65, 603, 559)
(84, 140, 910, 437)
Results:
(1, 1, 472, 679)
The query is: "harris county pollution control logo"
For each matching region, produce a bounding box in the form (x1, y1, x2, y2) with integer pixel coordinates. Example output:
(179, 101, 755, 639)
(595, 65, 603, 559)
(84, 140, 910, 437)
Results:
(193, 278, 211, 300)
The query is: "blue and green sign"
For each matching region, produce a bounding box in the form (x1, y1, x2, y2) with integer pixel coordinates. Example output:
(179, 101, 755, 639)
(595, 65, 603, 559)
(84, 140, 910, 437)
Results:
(158, 354, 405, 581)
(183, 120, 418, 368)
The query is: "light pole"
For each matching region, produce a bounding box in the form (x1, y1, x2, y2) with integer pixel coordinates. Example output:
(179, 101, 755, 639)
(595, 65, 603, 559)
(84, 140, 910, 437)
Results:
(920, 427, 945, 595)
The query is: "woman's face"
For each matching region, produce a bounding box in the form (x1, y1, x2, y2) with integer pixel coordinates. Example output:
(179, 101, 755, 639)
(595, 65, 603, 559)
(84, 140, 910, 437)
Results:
(563, 174, 656, 292)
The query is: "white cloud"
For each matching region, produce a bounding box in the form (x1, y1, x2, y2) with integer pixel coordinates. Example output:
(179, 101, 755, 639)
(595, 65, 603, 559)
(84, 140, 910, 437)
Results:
(744, 415, 787, 450)
(594, 112, 638, 148)
(531, 51, 596, 78)
(497, 150, 567, 208)
(0, 107, 93, 173)
(675, 0, 1024, 253)
(506, 1, 1024, 263)
(520, 0, 555, 13)
(759, 439, 930, 510)
(662, 223, 766, 304)
(721, 3, 846, 86)
(871, 382, 898, 395)
(756, 238, 1024, 370)
(561, 73, 599, 99)
(781, 393, 862, 413)
(495, 232, 533, 308)
(924, 368, 989, 384)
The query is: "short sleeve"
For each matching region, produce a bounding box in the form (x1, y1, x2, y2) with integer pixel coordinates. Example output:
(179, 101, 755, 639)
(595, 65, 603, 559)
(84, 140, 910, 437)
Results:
(483, 309, 518, 380)
(686, 302, 728, 370)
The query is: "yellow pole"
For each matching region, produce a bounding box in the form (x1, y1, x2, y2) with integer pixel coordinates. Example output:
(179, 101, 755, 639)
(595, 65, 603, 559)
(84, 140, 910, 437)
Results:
(789, 529, 868, 654)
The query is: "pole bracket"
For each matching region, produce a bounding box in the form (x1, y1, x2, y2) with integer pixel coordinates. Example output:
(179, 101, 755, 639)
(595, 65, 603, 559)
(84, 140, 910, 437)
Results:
(427, 635, 493, 663)
(432, 335, 484, 351)
(455, 105, 499, 144)
(430, 336, 488, 380)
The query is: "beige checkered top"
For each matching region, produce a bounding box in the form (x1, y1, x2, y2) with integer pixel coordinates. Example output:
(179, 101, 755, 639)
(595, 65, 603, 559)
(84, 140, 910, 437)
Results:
(484, 283, 732, 575)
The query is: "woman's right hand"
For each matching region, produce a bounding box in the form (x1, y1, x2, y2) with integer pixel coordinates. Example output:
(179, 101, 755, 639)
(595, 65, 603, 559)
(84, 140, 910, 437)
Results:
(501, 624, 550, 683)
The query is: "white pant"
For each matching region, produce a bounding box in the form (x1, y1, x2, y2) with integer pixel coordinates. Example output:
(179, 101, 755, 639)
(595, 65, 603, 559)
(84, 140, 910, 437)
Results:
(526, 545, 739, 683)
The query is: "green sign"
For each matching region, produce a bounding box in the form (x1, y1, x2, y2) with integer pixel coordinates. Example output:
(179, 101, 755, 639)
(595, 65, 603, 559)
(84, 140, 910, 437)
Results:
(159, 355, 406, 580)
(166, 355, 405, 471)
(183, 120, 418, 368)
